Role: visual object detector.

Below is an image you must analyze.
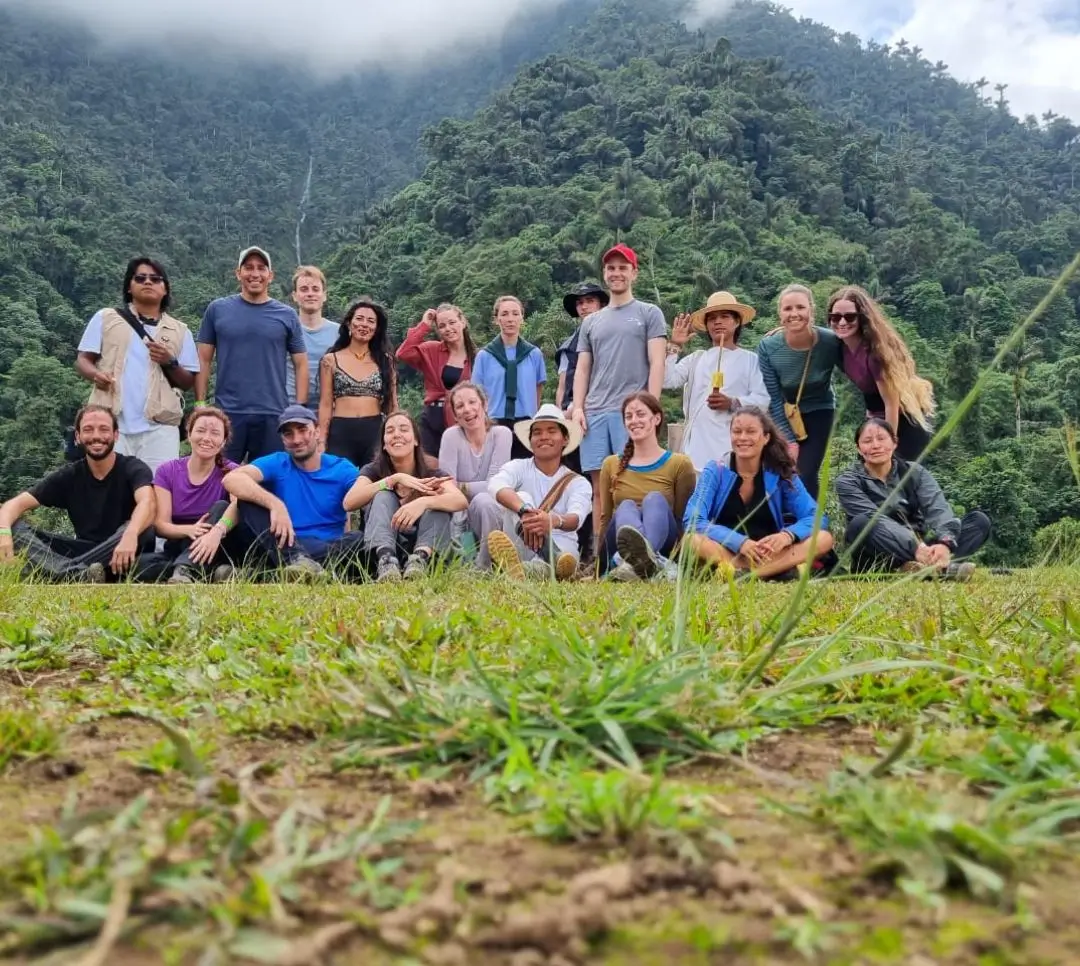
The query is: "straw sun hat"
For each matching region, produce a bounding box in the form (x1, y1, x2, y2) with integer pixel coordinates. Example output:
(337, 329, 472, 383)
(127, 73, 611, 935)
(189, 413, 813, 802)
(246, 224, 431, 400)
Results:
(689, 291, 756, 333)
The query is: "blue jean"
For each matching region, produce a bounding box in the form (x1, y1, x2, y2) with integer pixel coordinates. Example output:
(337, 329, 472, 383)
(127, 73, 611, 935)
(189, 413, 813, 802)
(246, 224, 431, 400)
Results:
(603, 491, 679, 570)
(224, 413, 284, 464)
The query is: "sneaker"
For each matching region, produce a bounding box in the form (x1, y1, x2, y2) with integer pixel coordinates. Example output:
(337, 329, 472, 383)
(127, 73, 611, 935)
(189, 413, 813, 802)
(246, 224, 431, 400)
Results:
(555, 553, 578, 581)
(79, 562, 107, 584)
(283, 555, 324, 583)
(403, 551, 430, 580)
(168, 565, 197, 585)
(211, 564, 235, 583)
(607, 561, 639, 582)
(488, 531, 525, 580)
(942, 561, 976, 582)
(616, 527, 660, 580)
(376, 553, 402, 583)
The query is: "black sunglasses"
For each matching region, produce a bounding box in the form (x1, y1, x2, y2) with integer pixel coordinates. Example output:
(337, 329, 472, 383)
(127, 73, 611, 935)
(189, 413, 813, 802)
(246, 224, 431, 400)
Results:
(828, 312, 860, 326)
(133, 273, 164, 284)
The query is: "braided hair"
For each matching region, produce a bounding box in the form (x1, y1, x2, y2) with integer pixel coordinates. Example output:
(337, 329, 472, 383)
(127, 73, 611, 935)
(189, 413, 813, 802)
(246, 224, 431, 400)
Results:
(611, 391, 665, 496)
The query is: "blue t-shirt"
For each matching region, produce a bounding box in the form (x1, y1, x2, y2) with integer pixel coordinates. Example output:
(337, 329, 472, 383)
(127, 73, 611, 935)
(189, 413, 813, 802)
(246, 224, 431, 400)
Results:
(251, 451, 360, 542)
(197, 295, 306, 416)
(472, 343, 547, 419)
(287, 318, 339, 403)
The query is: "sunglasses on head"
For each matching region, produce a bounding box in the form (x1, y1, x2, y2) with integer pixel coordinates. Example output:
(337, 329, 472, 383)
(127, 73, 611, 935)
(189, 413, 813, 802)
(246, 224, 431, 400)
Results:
(828, 312, 860, 325)
(133, 273, 164, 284)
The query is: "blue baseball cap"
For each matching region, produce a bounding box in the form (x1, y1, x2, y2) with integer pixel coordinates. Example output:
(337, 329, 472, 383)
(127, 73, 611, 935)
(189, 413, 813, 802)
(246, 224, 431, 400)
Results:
(277, 405, 316, 431)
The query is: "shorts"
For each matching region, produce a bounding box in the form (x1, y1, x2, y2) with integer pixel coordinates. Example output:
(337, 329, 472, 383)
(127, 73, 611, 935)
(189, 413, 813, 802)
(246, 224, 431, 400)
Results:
(579, 409, 629, 472)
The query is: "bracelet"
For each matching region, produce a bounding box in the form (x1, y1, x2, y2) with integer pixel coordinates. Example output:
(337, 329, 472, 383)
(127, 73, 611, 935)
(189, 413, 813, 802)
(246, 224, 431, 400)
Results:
(378, 479, 390, 491)
(0, 527, 11, 536)
(194, 400, 208, 408)
(212, 521, 229, 536)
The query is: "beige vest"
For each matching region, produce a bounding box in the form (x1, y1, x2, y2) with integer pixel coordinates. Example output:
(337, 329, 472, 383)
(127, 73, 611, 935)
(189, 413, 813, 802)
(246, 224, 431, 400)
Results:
(87, 309, 187, 427)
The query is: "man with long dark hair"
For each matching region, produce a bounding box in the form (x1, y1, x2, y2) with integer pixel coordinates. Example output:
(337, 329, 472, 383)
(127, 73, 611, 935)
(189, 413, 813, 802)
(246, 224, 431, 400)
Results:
(75, 256, 199, 472)
(196, 247, 308, 463)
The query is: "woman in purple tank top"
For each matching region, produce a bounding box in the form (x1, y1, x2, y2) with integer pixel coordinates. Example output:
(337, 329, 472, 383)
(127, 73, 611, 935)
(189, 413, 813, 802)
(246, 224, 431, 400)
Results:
(151, 407, 241, 583)
(827, 286, 935, 461)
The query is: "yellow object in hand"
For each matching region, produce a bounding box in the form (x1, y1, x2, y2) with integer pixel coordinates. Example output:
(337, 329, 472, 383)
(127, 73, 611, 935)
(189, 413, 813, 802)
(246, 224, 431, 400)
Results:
(711, 369, 724, 390)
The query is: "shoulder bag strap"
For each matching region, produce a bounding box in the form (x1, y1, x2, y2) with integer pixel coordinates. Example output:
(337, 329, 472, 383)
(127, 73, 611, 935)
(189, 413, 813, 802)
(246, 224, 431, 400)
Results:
(793, 334, 815, 406)
(538, 470, 579, 513)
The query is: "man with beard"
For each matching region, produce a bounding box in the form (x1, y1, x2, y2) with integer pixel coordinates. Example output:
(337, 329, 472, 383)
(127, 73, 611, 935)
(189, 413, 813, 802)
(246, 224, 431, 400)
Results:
(469, 404, 591, 580)
(196, 247, 309, 463)
(221, 404, 363, 580)
(0, 406, 156, 581)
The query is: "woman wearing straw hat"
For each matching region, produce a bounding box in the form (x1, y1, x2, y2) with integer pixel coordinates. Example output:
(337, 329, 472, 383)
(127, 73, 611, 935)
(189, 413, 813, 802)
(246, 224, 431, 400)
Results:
(664, 291, 770, 472)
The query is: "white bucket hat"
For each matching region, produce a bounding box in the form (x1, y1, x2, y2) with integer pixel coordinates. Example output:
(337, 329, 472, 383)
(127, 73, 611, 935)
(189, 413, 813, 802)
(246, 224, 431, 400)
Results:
(514, 403, 584, 455)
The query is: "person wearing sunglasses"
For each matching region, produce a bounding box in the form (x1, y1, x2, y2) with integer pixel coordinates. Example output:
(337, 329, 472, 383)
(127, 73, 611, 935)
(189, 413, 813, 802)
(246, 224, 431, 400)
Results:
(75, 257, 200, 472)
(827, 286, 935, 461)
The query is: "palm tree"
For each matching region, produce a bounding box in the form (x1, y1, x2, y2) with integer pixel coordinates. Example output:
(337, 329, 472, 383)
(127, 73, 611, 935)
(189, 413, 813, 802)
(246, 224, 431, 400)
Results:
(599, 199, 641, 241)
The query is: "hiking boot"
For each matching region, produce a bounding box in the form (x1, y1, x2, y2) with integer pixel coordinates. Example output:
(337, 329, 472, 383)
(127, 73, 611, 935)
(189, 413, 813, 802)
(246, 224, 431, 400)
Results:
(403, 551, 430, 580)
(488, 531, 525, 580)
(942, 561, 976, 582)
(283, 555, 324, 583)
(522, 559, 550, 579)
(555, 553, 578, 582)
(616, 527, 660, 580)
(211, 564, 235, 583)
(376, 553, 402, 583)
(77, 562, 107, 584)
(607, 561, 639, 582)
(168, 565, 197, 585)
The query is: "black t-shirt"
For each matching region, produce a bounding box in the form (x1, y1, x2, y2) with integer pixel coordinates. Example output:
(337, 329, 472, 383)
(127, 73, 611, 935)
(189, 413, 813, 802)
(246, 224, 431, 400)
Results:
(30, 455, 153, 544)
(717, 465, 776, 541)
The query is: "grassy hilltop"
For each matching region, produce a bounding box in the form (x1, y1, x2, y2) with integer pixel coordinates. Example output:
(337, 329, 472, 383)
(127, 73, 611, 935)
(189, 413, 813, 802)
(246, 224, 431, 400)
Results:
(1, 572, 1078, 964)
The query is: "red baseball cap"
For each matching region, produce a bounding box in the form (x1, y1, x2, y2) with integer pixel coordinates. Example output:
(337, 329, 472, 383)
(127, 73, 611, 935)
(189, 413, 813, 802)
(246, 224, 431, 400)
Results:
(601, 244, 638, 270)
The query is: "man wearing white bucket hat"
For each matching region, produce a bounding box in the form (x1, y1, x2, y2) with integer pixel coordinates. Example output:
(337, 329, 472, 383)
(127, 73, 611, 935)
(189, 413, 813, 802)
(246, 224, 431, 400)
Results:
(468, 404, 591, 579)
(664, 291, 770, 472)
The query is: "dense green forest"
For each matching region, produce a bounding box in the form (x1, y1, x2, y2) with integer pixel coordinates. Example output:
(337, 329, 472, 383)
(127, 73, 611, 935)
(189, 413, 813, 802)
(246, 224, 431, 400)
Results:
(2, 0, 1079, 562)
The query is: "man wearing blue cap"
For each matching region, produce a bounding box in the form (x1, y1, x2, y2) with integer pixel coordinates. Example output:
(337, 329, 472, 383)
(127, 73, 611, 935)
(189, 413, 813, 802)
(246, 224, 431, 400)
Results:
(221, 404, 363, 579)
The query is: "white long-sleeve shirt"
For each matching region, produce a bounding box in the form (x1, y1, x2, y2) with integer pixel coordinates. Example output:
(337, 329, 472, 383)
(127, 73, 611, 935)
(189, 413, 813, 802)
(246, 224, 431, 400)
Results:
(664, 345, 770, 472)
(488, 459, 592, 556)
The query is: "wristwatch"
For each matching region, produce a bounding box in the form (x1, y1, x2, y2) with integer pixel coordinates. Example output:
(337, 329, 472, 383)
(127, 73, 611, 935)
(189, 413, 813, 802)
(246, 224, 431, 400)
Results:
(517, 505, 530, 518)
(163, 357, 179, 369)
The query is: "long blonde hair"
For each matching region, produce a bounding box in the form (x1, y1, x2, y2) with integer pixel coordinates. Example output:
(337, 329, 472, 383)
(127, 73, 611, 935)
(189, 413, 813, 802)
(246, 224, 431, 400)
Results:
(828, 285, 935, 428)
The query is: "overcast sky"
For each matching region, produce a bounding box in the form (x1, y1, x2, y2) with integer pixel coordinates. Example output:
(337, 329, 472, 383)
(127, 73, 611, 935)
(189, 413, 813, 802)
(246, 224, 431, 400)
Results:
(2, 0, 1077, 121)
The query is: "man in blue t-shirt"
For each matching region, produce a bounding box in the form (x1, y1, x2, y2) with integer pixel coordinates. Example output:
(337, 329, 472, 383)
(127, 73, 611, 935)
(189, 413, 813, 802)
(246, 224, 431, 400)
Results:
(222, 405, 363, 579)
(195, 246, 308, 463)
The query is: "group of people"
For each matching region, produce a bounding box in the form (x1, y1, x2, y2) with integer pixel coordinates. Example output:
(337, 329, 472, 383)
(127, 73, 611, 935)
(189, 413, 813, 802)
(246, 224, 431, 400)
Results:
(0, 244, 991, 584)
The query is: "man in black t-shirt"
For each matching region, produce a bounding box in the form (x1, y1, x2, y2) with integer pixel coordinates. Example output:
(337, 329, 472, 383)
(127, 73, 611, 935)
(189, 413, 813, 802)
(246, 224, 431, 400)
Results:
(0, 405, 156, 581)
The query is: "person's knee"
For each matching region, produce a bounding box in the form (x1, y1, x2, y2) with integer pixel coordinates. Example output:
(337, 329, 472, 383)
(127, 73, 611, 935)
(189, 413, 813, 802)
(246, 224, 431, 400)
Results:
(844, 513, 873, 545)
(810, 529, 834, 554)
(968, 510, 992, 536)
(370, 490, 399, 513)
(641, 490, 668, 512)
(687, 533, 718, 558)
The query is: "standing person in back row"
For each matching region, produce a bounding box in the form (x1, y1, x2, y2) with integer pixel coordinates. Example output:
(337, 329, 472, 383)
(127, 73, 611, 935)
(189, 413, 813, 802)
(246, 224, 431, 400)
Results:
(195, 247, 309, 463)
(472, 295, 547, 459)
(76, 257, 200, 473)
(287, 266, 338, 406)
(570, 245, 667, 544)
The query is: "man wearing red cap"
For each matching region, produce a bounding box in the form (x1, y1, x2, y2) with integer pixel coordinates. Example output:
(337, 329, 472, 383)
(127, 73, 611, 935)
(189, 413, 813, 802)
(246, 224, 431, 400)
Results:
(570, 244, 667, 542)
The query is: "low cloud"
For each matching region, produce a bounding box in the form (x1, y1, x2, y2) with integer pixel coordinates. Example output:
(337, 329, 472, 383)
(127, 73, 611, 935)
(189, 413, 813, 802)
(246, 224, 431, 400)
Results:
(0, 0, 566, 75)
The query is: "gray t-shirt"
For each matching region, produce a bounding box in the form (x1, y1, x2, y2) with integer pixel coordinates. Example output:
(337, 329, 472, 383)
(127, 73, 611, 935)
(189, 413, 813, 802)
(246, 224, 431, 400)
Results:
(197, 295, 306, 416)
(287, 318, 338, 403)
(578, 298, 667, 413)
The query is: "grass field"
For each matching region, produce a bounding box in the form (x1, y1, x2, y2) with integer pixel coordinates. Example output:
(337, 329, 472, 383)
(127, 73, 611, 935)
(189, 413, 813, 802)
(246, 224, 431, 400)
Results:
(0, 570, 1078, 965)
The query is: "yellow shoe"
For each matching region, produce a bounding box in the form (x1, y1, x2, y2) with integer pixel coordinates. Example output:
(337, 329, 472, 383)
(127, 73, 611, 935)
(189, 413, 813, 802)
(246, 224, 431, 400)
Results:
(555, 553, 578, 582)
(712, 561, 737, 582)
(488, 531, 525, 580)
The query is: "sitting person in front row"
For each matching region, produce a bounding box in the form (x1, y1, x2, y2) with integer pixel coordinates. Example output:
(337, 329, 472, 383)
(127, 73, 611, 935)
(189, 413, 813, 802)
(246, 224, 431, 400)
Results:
(598, 392, 696, 581)
(471, 404, 591, 580)
(0, 405, 156, 582)
(344, 411, 467, 582)
(151, 406, 241, 583)
(438, 382, 513, 501)
(836, 418, 990, 579)
(683, 405, 834, 579)
(222, 405, 365, 580)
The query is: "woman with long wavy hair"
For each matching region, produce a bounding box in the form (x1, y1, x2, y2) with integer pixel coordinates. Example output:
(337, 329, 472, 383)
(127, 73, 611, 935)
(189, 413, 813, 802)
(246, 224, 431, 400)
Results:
(827, 286, 935, 461)
(683, 405, 834, 580)
(317, 297, 397, 470)
(597, 392, 696, 580)
(396, 302, 477, 460)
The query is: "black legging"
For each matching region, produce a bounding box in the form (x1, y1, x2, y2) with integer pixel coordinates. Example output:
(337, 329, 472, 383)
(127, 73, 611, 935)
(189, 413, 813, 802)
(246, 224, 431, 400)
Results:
(326, 415, 383, 468)
(420, 403, 447, 458)
(796, 408, 836, 500)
